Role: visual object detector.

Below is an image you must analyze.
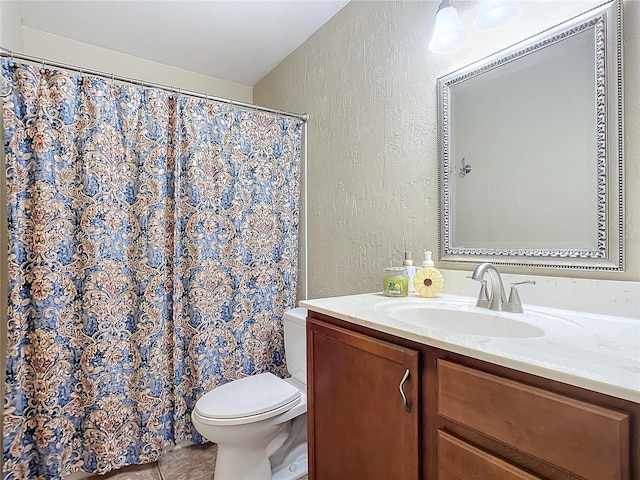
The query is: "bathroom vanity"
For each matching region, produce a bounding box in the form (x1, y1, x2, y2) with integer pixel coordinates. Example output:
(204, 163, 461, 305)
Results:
(300, 293, 640, 480)
(299, 1, 633, 477)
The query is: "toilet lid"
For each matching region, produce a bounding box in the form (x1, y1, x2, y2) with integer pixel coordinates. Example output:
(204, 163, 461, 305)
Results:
(194, 372, 301, 420)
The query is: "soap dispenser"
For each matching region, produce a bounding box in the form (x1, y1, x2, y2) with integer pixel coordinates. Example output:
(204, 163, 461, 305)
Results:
(422, 250, 434, 267)
(414, 250, 444, 298)
(403, 251, 417, 293)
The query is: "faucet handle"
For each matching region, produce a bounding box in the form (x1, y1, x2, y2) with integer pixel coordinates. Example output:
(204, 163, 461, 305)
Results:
(506, 280, 536, 313)
(467, 276, 489, 308)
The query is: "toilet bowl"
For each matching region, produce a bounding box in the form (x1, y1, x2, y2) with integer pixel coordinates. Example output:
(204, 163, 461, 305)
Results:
(191, 307, 308, 480)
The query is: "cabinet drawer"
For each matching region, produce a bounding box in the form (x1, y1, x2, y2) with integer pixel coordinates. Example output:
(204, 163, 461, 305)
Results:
(437, 360, 630, 480)
(438, 430, 542, 480)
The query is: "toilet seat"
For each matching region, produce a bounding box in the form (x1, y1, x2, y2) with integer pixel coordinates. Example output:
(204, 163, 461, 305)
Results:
(194, 373, 302, 426)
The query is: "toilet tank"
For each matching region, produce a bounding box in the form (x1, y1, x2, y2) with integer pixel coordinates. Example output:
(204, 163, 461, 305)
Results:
(283, 307, 307, 384)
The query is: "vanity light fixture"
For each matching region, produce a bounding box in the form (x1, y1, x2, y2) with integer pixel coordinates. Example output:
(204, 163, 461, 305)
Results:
(429, 0, 520, 54)
(428, 0, 469, 54)
(474, 0, 520, 31)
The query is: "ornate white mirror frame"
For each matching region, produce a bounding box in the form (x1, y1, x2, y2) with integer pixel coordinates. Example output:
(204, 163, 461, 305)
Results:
(438, 0, 623, 271)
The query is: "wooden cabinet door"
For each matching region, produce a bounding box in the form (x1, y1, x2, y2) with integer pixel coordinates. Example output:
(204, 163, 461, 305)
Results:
(308, 317, 420, 480)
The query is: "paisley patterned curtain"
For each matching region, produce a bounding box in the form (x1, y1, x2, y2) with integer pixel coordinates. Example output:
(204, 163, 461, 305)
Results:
(1, 59, 301, 479)
(169, 98, 300, 439)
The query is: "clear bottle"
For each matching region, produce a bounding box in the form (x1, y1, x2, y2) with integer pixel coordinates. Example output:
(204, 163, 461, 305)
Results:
(383, 266, 409, 297)
(403, 251, 417, 293)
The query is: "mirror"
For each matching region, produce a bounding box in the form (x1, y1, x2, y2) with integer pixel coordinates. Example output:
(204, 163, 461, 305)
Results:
(438, 0, 623, 270)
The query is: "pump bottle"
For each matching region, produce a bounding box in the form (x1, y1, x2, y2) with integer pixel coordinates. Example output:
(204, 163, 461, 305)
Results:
(422, 250, 434, 267)
(403, 251, 417, 293)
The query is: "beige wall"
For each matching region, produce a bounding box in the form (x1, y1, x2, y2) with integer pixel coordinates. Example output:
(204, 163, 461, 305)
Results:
(0, 0, 24, 51)
(255, 0, 640, 299)
(1, 1, 251, 101)
(3, 3, 252, 102)
(21, 27, 252, 102)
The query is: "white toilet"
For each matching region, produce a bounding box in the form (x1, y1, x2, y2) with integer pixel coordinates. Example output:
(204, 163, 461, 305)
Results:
(191, 307, 308, 480)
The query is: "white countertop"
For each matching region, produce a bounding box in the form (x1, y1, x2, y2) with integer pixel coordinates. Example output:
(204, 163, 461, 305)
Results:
(300, 292, 640, 403)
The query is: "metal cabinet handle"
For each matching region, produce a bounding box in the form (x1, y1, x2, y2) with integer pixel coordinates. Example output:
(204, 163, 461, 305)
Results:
(399, 368, 411, 413)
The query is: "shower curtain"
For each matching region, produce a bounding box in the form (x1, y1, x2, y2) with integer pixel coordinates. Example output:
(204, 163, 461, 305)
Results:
(1, 59, 302, 479)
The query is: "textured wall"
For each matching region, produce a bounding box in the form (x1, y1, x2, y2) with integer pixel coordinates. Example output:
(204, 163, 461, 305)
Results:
(254, 0, 640, 299)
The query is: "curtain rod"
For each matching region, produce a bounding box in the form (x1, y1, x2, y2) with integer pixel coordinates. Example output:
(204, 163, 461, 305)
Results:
(0, 47, 309, 123)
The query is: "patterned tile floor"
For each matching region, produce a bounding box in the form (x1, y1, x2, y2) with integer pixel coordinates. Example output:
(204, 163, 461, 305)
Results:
(88, 443, 308, 480)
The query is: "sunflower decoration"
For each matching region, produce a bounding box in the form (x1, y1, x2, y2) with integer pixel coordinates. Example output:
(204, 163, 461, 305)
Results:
(413, 267, 444, 298)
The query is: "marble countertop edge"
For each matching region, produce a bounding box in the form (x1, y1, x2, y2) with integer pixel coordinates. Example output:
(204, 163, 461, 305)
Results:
(300, 293, 640, 404)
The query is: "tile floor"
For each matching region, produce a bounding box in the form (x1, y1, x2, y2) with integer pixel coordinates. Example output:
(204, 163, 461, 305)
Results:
(90, 443, 218, 480)
(88, 443, 308, 480)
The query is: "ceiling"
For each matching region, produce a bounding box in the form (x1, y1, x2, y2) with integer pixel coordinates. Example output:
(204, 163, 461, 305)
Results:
(17, 0, 350, 86)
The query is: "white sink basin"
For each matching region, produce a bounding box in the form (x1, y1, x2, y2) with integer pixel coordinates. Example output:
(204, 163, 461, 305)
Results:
(375, 299, 583, 339)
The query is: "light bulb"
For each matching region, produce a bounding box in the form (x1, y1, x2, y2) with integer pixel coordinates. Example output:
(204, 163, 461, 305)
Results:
(429, 0, 469, 55)
(474, 0, 520, 31)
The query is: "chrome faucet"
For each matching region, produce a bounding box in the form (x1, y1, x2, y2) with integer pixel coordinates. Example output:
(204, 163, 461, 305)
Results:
(470, 263, 507, 311)
(470, 263, 536, 313)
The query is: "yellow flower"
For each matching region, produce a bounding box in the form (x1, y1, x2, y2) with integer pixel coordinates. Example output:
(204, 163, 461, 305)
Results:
(413, 267, 444, 298)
